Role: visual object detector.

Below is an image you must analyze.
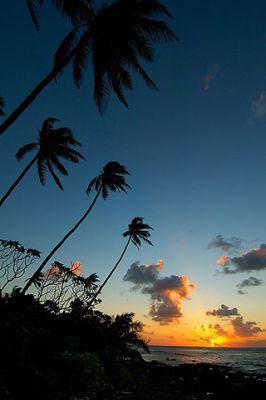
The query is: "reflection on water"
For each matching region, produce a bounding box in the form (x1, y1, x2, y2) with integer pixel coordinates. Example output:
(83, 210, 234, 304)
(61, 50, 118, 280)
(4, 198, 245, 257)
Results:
(141, 346, 266, 373)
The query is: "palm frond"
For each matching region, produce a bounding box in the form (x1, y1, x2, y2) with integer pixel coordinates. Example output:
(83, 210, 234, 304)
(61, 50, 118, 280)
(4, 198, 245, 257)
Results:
(26, 0, 44, 31)
(72, 31, 91, 87)
(41, 117, 60, 131)
(54, 27, 79, 68)
(50, 155, 68, 176)
(16, 143, 38, 161)
(137, 18, 179, 42)
(37, 158, 46, 185)
(47, 160, 64, 190)
(129, 0, 173, 18)
(51, 0, 95, 25)
(86, 176, 101, 195)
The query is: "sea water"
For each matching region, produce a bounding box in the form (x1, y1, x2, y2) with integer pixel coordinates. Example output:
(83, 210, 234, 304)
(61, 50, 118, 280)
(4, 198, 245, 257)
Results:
(141, 346, 266, 374)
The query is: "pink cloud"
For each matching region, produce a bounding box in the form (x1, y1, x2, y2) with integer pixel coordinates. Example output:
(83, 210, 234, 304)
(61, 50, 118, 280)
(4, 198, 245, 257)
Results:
(216, 255, 230, 266)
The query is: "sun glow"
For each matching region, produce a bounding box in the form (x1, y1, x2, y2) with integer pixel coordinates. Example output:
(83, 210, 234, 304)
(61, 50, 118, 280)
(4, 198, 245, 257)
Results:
(194, 324, 227, 347)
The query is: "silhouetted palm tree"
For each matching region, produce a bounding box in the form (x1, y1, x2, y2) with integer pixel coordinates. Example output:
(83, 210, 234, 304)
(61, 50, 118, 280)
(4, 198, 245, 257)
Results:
(22, 161, 131, 294)
(0, 0, 178, 135)
(27, 0, 91, 31)
(111, 312, 149, 354)
(0, 118, 84, 208)
(89, 217, 153, 306)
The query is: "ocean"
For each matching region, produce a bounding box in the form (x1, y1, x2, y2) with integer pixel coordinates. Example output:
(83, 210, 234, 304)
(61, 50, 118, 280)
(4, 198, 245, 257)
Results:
(141, 346, 266, 374)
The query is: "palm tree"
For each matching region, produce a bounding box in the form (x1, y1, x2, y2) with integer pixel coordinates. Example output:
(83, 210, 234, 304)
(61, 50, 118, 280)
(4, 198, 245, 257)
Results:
(21, 161, 131, 294)
(88, 217, 153, 306)
(0, 0, 178, 136)
(0, 118, 84, 208)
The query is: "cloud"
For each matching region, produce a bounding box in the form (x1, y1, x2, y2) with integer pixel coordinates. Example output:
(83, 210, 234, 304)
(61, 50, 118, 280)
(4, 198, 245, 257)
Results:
(251, 93, 266, 120)
(236, 276, 263, 295)
(216, 255, 230, 266)
(237, 276, 263, 288)
(123, 261, 195, 325)
(202, 64, 221, 91)
(208, 235, 241, 252)
(221, 244, 266, 274)
(70, 261, 82, 276)
(195, 323, 231, 346)
(231, 317, 265, 337)
(206, 304, 239, 317)
(123, 260, 163, 288)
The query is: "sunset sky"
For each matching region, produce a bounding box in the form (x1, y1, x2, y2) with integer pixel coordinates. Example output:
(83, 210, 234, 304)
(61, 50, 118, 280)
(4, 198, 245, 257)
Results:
(1, 0, 266, 347)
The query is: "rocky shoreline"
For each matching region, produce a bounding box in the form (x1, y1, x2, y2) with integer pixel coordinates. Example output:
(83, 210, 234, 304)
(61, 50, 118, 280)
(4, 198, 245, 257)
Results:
(110, 360, 266, 400)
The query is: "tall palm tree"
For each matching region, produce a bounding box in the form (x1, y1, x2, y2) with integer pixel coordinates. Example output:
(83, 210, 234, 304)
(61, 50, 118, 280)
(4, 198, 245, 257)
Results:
(0, 118, 84, 208)
(89, 217, 153, 306)
(21, 161, 131, 294)
(0, 0, 178, 136)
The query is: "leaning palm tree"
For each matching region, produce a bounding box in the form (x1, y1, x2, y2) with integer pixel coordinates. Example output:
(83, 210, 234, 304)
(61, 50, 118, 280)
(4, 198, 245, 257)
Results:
(0, 117, 84, 208)
(88, 217, 153, 306)
(21, 161, 131, 294)
(0, 0, 178, 135)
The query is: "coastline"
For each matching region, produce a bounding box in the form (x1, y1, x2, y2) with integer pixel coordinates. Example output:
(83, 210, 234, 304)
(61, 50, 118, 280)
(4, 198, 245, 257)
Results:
(121, 359, 266, 400)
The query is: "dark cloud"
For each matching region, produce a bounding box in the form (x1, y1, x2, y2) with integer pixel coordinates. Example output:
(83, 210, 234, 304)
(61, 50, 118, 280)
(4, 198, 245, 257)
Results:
(237, 276, 263, 289)
(123, 260, 163, 288)
(208, 235, 241, 252)
(149, 296, 183, 325)
(206, 304, 239, 317)
(123, 261, 195, 325)
(222, 244, 266, 274)
(231, 317, 265, 337)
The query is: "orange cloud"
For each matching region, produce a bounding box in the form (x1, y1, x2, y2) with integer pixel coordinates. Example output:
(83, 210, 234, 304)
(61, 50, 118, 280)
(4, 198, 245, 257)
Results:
(70, 261, 82, 276)
(124, 261, 196, 325)
(216, 255, 230, 266)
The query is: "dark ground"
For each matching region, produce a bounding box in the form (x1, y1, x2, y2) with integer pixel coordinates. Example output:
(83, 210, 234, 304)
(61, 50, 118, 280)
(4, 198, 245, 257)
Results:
(111, 360, 266, 400)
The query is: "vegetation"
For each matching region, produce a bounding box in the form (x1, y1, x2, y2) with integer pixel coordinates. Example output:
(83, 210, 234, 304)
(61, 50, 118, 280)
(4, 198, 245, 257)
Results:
(22, 161, 131, 294)
(0, 118, 84, 207)
(0, 1, 177, 399)
(0, 0, 178, 136)
(90, 217, 153, 306)
(0, 291, 148, 400)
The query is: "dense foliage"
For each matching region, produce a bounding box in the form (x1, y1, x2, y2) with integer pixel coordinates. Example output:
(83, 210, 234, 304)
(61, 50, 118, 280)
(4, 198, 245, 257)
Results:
(0, 291, 148, 400)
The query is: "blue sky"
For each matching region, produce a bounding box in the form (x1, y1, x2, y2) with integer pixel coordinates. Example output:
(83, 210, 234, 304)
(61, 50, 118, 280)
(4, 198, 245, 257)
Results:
(1, 0, 266, 346)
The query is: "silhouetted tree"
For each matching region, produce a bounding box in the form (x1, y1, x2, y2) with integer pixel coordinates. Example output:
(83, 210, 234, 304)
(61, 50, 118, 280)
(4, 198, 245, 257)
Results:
(22, 161, 131, 294)
(0, 239, 40, 295)
(0, 0, 178, 135)
(89, 217, 153, 306)
(0, 117, 84, 208)
(36, 261, 99, 310)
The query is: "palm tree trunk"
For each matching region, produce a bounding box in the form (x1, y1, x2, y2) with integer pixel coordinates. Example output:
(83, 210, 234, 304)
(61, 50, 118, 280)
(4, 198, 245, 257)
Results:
(21, 186, 102, 294)
(0, 155, 38, 208)
(0, 47, 78, 136)
(88, 235, 131, 307)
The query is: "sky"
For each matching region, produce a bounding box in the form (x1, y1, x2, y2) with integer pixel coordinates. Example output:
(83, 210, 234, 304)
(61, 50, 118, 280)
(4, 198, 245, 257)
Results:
(1, 0, 266, 347)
